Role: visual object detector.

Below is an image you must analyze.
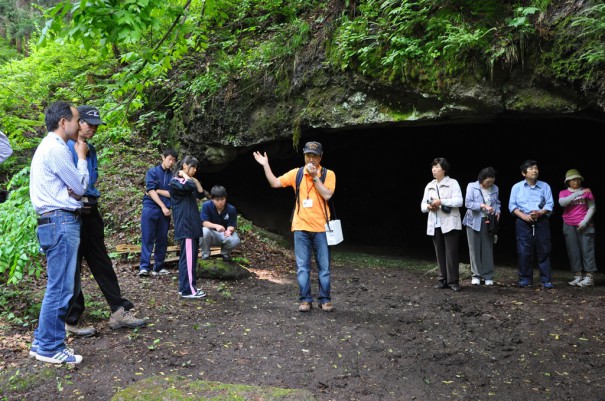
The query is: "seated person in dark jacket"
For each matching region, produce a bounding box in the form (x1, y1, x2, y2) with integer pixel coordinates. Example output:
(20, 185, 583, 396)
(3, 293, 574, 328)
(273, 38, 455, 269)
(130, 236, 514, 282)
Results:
(200, 185, 241, 261)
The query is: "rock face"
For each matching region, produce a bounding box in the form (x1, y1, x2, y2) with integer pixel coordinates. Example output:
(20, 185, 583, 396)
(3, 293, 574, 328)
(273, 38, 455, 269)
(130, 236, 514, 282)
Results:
(169, 1, 604, 170)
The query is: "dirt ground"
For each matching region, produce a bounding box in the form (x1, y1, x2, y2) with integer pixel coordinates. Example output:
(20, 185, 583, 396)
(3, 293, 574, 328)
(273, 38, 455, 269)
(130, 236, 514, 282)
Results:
(1, 231, 604, 401)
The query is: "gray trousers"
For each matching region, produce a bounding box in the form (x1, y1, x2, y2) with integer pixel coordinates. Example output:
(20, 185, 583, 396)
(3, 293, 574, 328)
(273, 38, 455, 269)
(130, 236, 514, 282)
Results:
(200, 227, 241, 258)
(562, 223, 597, 273)
(466, 222, 495, 280)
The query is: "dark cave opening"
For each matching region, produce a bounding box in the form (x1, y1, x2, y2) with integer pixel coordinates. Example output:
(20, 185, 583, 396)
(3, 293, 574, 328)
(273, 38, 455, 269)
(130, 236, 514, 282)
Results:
(202, 116, 603, 271)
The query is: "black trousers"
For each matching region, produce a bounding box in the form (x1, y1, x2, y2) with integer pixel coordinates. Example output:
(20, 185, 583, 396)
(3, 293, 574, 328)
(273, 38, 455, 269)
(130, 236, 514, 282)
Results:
(65, 205, 133, 325)
(432, 227, 460, 285)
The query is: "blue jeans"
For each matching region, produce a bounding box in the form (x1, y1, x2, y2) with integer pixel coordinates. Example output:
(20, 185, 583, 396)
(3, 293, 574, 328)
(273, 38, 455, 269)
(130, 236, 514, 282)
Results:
(294, 231, 331, 304)
(34, 211, 81, 354)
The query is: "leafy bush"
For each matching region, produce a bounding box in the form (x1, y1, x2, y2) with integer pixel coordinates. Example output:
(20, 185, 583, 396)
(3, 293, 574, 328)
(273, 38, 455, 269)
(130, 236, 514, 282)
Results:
(0, 167, 40, 285)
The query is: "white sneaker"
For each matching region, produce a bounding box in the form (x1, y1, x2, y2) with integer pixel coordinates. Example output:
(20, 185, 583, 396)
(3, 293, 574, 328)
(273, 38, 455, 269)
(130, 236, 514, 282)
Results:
(35, 348, 82, 364)
(471, 277, 481, 285)
(181, 290, 207, 299)
(151, 269, 170, 276)
(484, 279, 494, 286)
(179, 287, 201, 295)
(577, 274, 594, 287)
(568, 275, 583, 286)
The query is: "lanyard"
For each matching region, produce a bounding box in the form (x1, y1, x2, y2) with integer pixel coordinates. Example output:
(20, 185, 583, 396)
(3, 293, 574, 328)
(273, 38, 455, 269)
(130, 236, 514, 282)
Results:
(306, 177, 315, 199)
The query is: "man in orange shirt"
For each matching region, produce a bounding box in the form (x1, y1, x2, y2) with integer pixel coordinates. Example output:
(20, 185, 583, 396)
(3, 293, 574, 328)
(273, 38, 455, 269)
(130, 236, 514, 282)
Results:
(253, 141, 336, 312)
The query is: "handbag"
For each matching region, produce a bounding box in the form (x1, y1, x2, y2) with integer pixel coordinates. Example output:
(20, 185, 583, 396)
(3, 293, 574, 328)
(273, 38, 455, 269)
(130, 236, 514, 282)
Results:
(321, 189, 343, 246)
(435, 184, 451, 213)
(479, 188, 499, 236)
(325, 219, 344, 246)
(486, 213, 499, 236)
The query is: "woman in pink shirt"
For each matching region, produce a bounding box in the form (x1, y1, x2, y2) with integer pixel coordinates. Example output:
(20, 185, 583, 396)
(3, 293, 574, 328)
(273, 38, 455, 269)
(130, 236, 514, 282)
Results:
(559, 169, 597, 287)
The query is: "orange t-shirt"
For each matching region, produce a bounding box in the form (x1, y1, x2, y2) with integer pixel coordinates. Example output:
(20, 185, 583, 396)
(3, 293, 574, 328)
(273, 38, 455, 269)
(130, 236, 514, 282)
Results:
(278, 166, 336, 232)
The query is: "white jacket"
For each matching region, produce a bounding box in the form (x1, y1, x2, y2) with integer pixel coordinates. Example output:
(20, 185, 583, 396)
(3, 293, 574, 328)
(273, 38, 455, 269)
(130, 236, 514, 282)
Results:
(421, 176, 463, 235)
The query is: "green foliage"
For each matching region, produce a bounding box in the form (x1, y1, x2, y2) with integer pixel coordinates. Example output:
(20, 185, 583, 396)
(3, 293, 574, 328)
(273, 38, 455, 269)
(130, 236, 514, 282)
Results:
(0, 37, 21, 62)
(329, 0, 508, 88)
(0, 282, 41, 328)
(570, 4, 605, 69)
(0, 167, 41, 285)
(541, 3, 605, 82)
(83, 299, 111, 320)
(0, 0, 59, 51)
(327, 0, 568, 89)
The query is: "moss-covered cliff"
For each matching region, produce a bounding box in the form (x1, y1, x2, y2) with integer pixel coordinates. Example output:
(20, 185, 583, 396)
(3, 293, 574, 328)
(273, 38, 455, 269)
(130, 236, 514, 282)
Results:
(150, 0, 604, 168)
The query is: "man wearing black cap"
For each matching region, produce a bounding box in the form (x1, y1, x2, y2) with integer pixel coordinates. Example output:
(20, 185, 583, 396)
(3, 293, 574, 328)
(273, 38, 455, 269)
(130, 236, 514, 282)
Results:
(65, 105, 145, 337)
(253, 141, 336, 312)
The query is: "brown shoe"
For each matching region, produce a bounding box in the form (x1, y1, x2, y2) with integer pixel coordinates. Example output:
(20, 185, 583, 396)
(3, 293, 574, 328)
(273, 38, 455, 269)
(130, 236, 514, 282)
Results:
(109, 307, 146, 329)
(319, 302, 334, 312)
(298, 302, 312, 312)
(65, 323, 96, 337)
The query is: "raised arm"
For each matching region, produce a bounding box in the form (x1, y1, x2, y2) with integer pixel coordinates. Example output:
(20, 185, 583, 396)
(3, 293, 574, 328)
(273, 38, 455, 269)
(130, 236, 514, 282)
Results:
(253, 151, 283, 188)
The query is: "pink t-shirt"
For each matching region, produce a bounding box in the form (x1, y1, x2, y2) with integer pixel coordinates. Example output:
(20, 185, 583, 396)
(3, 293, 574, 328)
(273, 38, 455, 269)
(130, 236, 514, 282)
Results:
(559, 188, 595, 226)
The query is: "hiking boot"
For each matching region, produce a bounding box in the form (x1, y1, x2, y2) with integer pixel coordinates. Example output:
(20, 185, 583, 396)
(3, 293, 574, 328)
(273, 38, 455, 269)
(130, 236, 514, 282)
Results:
(151, 269, 170, 276)
(577, 274, 594, 287)
(35, 348, 82, 364)
(318, 302, 334, 312)
(568, 275, 583, 286)
(109, 307, 146, 329)
(542, 282, 555, 290)
(298, 302, 312, 312)
(65, 322, 96, 337)
(471, 277, 481, 285)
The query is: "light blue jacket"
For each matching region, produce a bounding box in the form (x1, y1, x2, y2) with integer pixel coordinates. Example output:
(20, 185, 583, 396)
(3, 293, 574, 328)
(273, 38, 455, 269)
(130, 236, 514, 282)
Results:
(462, 181, 501, 231)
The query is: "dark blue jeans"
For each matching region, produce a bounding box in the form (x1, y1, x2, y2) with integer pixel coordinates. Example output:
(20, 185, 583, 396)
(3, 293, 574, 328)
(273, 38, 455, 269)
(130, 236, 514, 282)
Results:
(140, 205, 171, 272)
(515, 217, 552, 284)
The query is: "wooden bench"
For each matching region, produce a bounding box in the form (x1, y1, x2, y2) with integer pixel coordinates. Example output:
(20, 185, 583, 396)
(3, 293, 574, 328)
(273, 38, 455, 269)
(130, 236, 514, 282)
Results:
(115, 244, 229, 267)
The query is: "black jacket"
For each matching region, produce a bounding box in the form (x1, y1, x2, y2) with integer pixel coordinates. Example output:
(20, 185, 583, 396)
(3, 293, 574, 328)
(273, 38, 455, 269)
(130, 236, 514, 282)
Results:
(169, 176, 204, 240)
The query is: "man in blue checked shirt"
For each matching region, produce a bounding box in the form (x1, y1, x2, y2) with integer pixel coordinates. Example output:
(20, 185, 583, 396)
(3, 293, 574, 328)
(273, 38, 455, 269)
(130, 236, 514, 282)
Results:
(29, 101, 88, 364)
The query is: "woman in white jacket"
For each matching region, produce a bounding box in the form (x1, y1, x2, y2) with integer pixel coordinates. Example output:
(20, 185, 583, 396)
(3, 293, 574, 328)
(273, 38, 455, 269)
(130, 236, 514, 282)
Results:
(421, 157, 463, 292)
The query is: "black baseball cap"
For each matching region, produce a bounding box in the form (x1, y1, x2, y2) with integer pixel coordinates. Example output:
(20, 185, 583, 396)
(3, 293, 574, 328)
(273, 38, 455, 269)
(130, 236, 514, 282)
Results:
(77, 105, 105, 125)
(302, 141, 323, 155)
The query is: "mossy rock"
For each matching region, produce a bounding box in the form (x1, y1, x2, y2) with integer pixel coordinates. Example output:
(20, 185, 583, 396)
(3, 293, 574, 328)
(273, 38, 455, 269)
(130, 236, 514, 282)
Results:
(197, 258, 252, 280)
(112, 376, 317, 400)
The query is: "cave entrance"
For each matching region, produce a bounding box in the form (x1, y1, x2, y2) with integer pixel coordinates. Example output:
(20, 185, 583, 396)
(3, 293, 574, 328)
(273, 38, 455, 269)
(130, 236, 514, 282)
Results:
(203, 116, 603, 270)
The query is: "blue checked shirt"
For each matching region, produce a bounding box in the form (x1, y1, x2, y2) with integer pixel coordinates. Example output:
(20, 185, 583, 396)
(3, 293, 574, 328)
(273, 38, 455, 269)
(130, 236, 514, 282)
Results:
(30, 132, 89, 215)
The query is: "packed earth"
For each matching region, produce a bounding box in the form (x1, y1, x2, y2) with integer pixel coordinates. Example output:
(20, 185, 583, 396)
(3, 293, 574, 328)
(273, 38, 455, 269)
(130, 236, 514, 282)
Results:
(0, 230, 604, 401)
